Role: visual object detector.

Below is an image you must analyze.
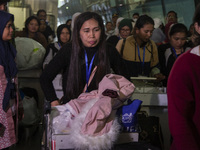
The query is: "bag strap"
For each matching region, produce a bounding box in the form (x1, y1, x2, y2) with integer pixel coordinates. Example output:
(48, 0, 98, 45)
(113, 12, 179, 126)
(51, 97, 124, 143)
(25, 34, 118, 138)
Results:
(120, 38, 126, 56)
(51, 44, 59, 57)
(43, 43, 59, 62)
(83, 66, 97, 93)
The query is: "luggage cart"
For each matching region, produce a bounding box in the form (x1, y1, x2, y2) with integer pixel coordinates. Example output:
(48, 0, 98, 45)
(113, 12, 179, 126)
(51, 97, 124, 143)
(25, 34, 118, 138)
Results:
(42, 100, 77, 150)
(42, 102, 140, 150)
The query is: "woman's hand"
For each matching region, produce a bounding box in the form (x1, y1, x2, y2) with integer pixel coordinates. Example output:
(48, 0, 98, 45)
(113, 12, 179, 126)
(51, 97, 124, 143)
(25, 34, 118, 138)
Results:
(51, 100, 60, 107)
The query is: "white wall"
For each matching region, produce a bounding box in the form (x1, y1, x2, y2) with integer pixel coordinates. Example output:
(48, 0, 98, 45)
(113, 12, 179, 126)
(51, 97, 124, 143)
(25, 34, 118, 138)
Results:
(9, 7, 30, 31)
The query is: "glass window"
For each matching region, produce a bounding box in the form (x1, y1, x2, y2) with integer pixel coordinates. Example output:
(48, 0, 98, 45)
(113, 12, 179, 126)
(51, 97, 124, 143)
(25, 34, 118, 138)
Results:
(8, 0, 196, 30)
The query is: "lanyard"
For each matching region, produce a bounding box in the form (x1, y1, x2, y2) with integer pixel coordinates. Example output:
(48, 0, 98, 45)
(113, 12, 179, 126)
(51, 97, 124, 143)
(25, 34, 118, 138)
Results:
(84, 50, 96, 92)
(172, 47, 182, 58)
(172, 48, 178, 58)
(58, 42, 61, 49)
(137, 45, 145, 70)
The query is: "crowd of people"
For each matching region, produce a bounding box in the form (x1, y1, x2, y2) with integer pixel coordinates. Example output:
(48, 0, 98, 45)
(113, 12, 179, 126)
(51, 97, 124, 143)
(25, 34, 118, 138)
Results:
(0, 0, 200, 149)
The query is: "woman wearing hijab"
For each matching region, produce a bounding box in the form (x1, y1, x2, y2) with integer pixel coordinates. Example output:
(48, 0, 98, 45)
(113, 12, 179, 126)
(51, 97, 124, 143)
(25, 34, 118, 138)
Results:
(43, 24, 71, 68)
(0, 11, 19, 150)
(107, 18, 132, 48)
(42, 24, 71, 98)
(113, 17, 124, 36)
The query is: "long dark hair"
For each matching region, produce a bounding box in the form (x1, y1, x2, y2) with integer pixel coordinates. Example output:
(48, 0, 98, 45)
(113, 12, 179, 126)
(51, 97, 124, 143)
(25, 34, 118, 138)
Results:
(25, 16, 40, 33)
(193, 4, 200, 46)
(65, 11, 109, 100)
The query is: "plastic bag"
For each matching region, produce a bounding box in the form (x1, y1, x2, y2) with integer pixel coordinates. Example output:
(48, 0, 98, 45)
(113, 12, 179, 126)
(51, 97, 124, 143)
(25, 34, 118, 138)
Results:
(20, 96, 40, 126)
(51, 106, 73, 134)
(15, 37, 46, 70)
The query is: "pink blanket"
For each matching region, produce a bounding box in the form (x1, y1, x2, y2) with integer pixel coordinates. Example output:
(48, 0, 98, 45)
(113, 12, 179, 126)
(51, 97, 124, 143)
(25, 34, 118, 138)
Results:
(65, 74, 135, 150)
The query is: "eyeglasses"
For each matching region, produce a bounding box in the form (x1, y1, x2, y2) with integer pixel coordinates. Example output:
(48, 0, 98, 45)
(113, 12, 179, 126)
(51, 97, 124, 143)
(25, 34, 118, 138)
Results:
(121, 29, 130, 32)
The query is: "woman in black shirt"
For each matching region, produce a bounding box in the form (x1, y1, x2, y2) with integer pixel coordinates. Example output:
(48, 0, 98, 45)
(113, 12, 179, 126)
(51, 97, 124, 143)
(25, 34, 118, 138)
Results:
(40, 12, 127, 106)
(158, 23, 191, 86)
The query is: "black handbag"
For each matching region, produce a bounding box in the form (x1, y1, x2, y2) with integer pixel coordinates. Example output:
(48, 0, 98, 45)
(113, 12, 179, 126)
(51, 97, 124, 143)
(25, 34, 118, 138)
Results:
(138, 111, 164, 150)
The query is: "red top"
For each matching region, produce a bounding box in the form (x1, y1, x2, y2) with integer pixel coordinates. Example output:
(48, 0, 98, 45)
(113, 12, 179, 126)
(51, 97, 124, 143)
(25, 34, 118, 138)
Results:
(167, 47, 200, 150)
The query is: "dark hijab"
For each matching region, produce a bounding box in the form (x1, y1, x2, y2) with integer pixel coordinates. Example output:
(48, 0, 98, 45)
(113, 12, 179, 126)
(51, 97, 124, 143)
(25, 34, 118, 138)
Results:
(0, 11, 17, 111)
(57, 24, 71, 46)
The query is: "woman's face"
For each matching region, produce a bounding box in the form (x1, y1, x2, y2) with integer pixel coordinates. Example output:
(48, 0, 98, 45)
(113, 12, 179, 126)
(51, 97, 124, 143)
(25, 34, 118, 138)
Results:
(106, 22, 113, 32)
(28, 19, 39, 33)
(136, 23, 154, 43)
(2, 20, 13, 41)
(169, 32, 187, 49)
(119, 26, 131, 39)
(60, 27, 70, 44)
(79, 18, 101, 47)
